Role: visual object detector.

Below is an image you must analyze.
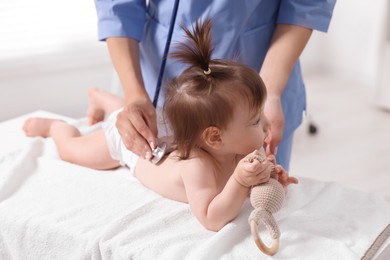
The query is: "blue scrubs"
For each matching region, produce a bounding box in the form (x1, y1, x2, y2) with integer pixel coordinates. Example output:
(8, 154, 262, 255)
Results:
(94, 0, 336, 169)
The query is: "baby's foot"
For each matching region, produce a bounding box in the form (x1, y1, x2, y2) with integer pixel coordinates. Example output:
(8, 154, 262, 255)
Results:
(23, 117, 63, 138)
(86, 88, 105, 125)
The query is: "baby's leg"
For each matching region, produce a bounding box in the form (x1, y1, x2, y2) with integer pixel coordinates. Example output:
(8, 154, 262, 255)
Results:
(23, 118, 119, 170)
(87, 88, 125, 125)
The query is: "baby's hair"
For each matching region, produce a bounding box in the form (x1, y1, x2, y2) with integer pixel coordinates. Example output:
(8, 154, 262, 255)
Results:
(164, 19, 267, 159)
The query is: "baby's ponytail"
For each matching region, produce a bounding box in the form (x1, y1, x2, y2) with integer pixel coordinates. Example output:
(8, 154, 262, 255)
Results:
(171, 19, 213, 76)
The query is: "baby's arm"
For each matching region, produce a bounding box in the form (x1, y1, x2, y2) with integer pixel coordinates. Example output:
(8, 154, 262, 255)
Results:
(181, 151, 272, 231)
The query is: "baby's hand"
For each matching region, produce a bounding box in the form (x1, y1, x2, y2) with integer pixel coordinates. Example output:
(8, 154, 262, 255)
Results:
(274, 164, 299, 187)
(233, 150, 273, 188)
(263, 151, 298, 187)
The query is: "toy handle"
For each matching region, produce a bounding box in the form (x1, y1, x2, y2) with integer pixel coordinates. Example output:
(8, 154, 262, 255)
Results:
(250, 219, 280, 256)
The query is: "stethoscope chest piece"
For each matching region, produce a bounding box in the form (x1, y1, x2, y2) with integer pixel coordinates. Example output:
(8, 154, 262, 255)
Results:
(151, 142, 168, 164)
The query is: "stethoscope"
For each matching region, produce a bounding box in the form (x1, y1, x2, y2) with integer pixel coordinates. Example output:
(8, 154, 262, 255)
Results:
(150, 0, 180, 163)
(152, 0, 180, 107)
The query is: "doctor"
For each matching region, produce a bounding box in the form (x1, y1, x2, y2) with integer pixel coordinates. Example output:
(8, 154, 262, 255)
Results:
(94, 0, 336, 170)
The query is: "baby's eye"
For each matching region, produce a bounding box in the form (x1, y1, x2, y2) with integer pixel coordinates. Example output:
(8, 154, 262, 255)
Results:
(253, 118, 261, 125)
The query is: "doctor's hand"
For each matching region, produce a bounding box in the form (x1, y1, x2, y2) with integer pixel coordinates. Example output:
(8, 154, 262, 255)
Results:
(116, 96, 158, 160)
(264, 95, 284, 156)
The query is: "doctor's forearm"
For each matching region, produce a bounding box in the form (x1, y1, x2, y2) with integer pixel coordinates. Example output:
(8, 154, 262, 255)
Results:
(107, 37, 147, 102)
(260, 24, 312, 98)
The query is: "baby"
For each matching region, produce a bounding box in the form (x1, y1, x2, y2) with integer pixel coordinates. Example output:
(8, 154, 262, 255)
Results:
(23, 19, 297, 231)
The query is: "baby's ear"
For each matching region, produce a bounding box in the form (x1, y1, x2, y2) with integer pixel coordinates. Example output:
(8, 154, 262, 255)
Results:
(202, 126, 222, 148)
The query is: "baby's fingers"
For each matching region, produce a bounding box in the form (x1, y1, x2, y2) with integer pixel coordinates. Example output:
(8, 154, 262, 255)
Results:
(275, 165, 298, 186)
(288, 176, 299, 185)
(243, 150, 260, 163)
(266, 154, 276, 165)
(250, 161, 272, 184)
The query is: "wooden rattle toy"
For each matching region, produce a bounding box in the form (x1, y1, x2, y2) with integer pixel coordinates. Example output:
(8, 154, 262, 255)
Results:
(247, 148, 286, 256)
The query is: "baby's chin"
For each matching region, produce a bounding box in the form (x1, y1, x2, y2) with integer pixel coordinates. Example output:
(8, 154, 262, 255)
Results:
(242, 146, 266, 156)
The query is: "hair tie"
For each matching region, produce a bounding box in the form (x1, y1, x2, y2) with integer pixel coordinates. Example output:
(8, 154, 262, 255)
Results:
(203, 67, 211, 75)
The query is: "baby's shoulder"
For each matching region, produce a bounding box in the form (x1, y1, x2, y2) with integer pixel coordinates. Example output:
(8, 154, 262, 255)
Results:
(172, 148, 216, 174)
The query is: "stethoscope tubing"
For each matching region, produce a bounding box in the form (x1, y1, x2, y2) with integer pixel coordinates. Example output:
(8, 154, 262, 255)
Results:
(152, 0, 180, 107)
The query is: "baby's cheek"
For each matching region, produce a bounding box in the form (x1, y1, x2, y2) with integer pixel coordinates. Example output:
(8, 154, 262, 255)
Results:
(253, 134, 265, 149)
(240, 130, 265, 154)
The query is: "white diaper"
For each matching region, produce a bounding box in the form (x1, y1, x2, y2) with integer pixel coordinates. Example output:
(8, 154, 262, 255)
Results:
(102, 108, 171, 175)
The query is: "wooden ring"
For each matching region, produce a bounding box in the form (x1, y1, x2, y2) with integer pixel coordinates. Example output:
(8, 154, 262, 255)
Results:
(250, 219, 279, 256)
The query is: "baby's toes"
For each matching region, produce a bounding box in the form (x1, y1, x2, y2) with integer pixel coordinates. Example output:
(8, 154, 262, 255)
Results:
(22, 118, 32, 135)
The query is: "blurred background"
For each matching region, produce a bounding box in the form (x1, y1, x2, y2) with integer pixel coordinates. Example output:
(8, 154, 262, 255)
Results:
(0, 1, 112, 119)
(0, 1, 389, 198)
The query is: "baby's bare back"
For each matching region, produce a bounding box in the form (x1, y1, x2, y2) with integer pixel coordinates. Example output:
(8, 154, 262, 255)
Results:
(134, 149, 234, 204)
(134, 152, 189, 203)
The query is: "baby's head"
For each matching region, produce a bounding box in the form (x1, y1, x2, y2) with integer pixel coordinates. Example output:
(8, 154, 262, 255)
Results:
(164, 19, 268, 159)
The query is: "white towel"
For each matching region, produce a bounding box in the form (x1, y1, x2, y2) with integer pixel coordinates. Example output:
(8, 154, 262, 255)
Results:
(0, 114, 389, 259)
